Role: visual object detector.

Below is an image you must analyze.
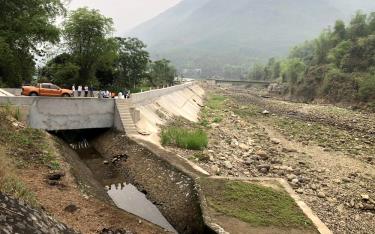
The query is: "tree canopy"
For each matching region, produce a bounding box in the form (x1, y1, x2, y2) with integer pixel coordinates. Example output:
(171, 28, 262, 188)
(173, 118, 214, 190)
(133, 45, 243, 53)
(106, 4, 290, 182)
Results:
(0, 0, 65, 87)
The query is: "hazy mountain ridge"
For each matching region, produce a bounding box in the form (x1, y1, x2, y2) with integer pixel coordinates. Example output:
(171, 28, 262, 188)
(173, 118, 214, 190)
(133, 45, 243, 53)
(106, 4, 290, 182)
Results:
(129, 0, 375, 74)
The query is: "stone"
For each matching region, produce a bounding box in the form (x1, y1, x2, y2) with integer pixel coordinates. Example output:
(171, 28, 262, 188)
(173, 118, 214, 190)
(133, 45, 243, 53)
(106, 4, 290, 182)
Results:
(244, 159, 254, 166)
(257, 164, 270, 173)
(287, 174, 297, 181)
(210, 165, 221, 175)
(256, 150, 267, 158)
(361, 194, 370, 201)
(310, 184, 318, 191)
(317, 191, 326, 198)
(282, 147, 297, 153)
(64, 204, 78, 213)
(103, 160, 109, 164)
(223, 161, 233, 169)
(47, 172, 65, 181)
(262, 110, 270, 115)
(291, 178, 299, 184)
(296, 188, 304, 194)
(271, 138, 281, 144)
(238, 143, 250, 150)
(362, 204, 375, 211)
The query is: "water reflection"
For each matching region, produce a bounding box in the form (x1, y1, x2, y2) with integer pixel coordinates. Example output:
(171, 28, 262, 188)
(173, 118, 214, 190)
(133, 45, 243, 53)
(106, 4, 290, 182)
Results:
(107, 183, 177, 233)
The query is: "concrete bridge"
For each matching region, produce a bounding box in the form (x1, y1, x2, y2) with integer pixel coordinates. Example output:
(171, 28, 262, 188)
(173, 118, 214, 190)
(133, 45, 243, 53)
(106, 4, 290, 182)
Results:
(209, 79, 271, 87)
(0, 83, 197, 133)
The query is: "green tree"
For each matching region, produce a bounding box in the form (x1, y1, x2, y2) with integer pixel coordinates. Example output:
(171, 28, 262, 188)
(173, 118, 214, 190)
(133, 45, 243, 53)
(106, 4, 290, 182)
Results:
(0, 0, 65, 87)
(116, 37, 150, 88)
(149, 59, 176, 86)
(63, 7, 114, 84)
(40, 53, 80, 86)
(248, 63, 266, 80)
(348, 12, 368, 39)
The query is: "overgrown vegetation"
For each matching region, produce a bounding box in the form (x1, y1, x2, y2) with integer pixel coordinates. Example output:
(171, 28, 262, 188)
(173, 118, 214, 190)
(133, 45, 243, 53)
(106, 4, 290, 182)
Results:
(201, 179, 313, 229)
(161, 127, 208, 150)
(249, 11, 375, 109)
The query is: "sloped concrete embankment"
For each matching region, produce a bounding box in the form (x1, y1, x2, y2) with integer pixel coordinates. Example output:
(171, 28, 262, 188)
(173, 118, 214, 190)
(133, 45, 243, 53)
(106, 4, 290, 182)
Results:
(124, 84, 205, 144)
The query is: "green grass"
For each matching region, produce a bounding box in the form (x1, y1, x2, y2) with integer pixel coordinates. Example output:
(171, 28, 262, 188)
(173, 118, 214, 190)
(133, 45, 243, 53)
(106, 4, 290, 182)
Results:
(161, 127, 208, 150)
(0, 110, 60, 169)
(0, 149, 38, 207)
(233, 104, 262, 118)
(207, 94, 226, 110)
(201, 179, 313, 229)
(0, 176, 38, 207)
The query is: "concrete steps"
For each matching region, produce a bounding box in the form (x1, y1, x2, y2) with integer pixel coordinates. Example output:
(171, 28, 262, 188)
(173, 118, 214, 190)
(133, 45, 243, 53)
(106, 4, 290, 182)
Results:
(116, 100, 138, 135)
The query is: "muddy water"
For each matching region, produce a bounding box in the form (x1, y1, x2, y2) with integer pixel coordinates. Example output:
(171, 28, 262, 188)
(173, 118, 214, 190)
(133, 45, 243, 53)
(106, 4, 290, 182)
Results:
(76, 146, 176, 233)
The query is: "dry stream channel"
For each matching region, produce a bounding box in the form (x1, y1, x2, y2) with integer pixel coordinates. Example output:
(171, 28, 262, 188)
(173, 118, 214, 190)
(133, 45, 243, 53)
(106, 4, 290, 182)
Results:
(55, 129, 212, 234)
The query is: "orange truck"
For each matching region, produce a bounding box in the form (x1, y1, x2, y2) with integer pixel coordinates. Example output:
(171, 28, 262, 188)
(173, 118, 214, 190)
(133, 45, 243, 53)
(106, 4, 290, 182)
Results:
(21, 83, 73, 97)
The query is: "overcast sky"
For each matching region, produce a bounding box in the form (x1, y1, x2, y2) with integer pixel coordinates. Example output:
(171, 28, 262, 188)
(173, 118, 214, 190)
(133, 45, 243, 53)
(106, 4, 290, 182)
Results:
(67, 0, 181, 35)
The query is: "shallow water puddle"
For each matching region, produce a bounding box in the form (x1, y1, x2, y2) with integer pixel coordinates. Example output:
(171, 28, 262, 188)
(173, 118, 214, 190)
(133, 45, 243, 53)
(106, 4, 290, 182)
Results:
(107, 183, 177, 233)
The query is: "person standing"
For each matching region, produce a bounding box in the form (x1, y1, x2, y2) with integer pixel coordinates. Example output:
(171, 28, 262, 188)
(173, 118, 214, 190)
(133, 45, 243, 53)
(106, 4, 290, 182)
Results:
(77, 85, 82, 97)
(71, 84, 76, 97)
(89, 85, 94, 97)
(84, 85, 89, 97)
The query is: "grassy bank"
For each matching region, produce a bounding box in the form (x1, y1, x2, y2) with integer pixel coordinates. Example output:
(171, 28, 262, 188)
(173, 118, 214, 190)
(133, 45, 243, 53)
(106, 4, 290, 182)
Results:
(161, 127, 208, 150)
(201, 178, 313, 229)
(0, 108, 61, 206)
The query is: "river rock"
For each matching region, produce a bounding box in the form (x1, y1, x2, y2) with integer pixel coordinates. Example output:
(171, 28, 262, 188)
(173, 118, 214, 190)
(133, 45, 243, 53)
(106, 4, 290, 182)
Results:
(211, 165, 221, 175)
(223, 161, 233, 169)
(317, 191, 326, 198)
(238, 143, 250, 150)
(286, 174, 297, 181)
(257, 164, 270, 173)
(262, 110, 270, 115)
(271, 138, 281, 144)
(64, 204, 78, 213)
(361, 194, 370, 201)
(47, 172, 65, 181)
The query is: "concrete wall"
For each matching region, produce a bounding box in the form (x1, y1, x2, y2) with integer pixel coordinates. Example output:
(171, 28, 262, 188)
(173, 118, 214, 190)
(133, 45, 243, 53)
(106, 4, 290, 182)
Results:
(0, 96, 115, 131)
(0, 83, 198, 131)
(131, 83, 194, 105)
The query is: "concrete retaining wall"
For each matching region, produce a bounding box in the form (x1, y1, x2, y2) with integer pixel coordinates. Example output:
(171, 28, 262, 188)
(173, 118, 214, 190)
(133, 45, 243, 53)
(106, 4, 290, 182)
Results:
(131, 83, 194, 105)
(0, 97, 115, 130)
(0, 83, 198, 131)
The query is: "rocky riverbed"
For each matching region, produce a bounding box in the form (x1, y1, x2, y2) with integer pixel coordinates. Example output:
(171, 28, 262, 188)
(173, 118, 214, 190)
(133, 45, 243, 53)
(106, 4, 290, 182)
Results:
(166, 87, 375, 234)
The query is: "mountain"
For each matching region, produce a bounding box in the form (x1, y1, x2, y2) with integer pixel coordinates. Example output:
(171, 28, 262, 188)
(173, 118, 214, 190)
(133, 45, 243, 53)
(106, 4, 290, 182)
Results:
(128, 0, 375, 77)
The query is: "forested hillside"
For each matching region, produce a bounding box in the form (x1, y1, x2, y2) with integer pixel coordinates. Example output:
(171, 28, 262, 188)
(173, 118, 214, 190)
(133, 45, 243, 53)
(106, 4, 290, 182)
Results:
(129, 0, 375, 77)
(250, 12, 375, 109)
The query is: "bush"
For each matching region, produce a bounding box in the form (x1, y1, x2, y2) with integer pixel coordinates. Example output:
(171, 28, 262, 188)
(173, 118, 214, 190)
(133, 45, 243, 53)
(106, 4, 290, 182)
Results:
(358, 76, 375, 102)
(161, 127, 208, 150)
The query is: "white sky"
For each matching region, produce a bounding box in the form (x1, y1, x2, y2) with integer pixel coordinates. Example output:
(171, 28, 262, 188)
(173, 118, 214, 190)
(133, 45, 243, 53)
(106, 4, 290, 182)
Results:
(67, 0, 181, 35)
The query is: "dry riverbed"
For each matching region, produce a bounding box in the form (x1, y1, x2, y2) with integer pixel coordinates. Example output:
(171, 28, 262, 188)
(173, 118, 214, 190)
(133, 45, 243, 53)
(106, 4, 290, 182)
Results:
(164, 87, 375, 234)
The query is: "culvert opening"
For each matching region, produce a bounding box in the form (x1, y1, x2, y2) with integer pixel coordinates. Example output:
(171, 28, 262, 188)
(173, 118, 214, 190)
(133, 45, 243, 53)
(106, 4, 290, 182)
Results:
(52, 129, 177, 233)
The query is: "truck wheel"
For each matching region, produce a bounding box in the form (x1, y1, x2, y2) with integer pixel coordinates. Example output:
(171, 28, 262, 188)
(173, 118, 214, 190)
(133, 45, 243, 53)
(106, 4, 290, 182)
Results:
(62, 93, 70, 97)
(29, 92, 38, 96)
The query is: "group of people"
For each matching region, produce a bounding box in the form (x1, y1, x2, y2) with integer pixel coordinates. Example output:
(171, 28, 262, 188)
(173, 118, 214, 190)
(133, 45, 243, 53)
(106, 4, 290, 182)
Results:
(98, 90, 130, 99)
(71, 85, 94, 97)
(71, 84, 130, 99)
